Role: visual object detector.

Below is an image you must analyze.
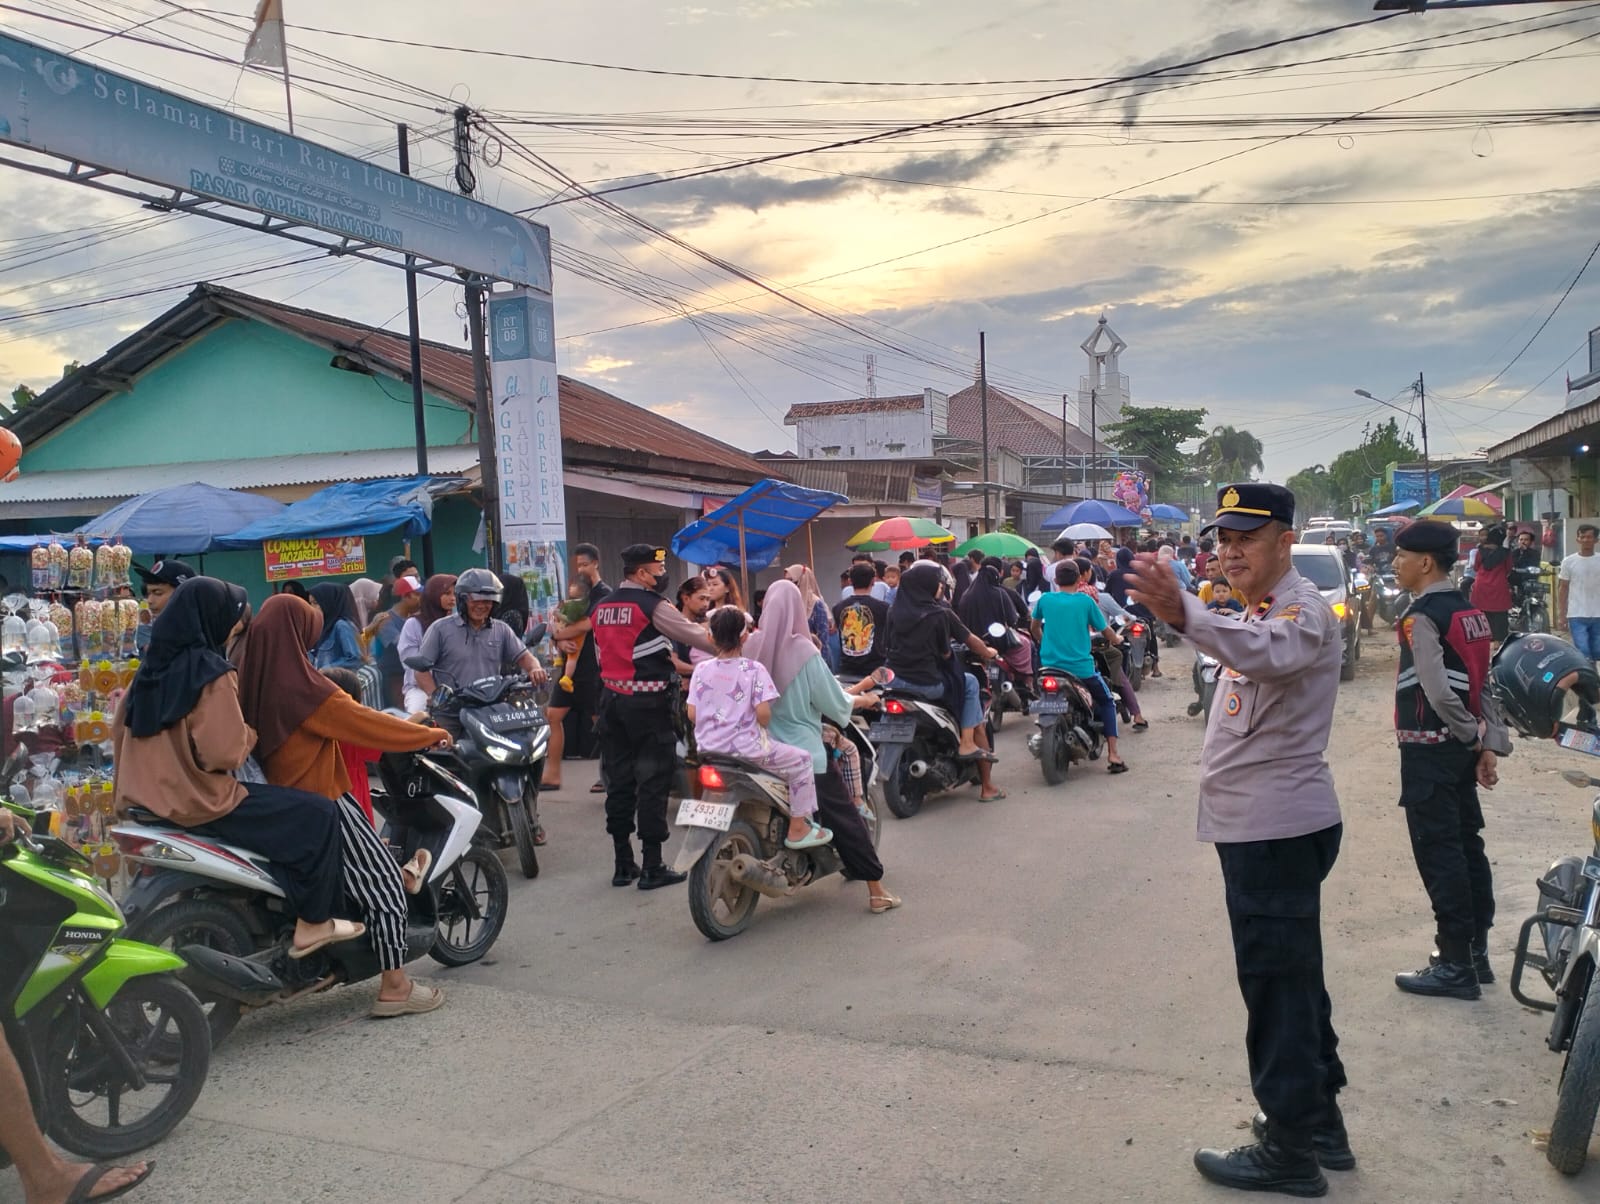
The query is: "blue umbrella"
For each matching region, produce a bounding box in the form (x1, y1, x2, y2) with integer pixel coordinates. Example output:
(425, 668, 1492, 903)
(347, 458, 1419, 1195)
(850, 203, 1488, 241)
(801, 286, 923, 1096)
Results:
(78, 482, 286, 555)
(1369, 500, 1420, 517)
(1148, 503, 1190, 522)
(1042, 498, 1146, 530)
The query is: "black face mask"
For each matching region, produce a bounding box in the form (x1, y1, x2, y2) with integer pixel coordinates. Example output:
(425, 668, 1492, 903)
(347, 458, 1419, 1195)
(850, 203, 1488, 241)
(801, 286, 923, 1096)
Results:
(651, 573, 670, 595)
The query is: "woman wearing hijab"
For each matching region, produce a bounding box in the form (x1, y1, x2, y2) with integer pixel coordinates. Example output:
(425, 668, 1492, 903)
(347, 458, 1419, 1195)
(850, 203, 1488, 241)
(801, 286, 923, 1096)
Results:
(885, 562, 1004, 800)
(1021, 552, 1046, 601)
(308, 582, 365, 671)
(959, 557, 1034, 691)
(1470, 526, 1514, 641)
(398, 573, 456, 714)
(784, 564, 837, 668)
(349, 578, 381, 630)
(747, 580, 903, 913)
(236, 593, 453, 1018)
(112, 577, 362, 959)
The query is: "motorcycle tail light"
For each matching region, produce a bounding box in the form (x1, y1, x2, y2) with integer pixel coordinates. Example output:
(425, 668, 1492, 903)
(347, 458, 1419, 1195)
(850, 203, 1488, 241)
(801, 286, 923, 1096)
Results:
(883, 698, 907, 715)
(1129, 624, 1144, 637)
(111, 831, 194, 863)
(698, 764, 725, 790)
(1040, 676, 1061, 694)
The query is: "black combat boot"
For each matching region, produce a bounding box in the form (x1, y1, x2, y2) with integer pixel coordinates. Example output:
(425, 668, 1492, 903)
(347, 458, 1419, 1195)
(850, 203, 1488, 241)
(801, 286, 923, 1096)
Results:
(611, 839, 640, 888)
(1251, 1105, 1355, 1171)
(636, 844, 685, 891)
(1194, 1132, 1327, 1198)
(1430, 941, 1493, 984)
(1397, 940, 1480, 1000)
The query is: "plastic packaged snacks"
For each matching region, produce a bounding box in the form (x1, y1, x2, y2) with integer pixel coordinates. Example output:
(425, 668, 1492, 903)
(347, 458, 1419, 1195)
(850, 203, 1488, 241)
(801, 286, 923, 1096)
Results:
(67, 543, 93, 590)
(30, 545, 51, 592)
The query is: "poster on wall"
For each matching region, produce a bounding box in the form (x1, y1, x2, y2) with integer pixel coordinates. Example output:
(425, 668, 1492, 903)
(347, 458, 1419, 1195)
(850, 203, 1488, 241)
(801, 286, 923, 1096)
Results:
(263, 536, 367, 581)
(489, 287, 565, 630)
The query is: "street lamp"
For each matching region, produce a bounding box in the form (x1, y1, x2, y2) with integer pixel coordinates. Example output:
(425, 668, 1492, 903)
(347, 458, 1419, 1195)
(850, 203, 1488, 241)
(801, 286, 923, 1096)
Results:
(1354, 377, 1432, 504)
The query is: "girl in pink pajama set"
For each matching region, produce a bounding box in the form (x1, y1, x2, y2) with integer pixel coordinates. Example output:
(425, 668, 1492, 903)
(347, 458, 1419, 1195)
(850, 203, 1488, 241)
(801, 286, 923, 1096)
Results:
(688, 607, 833, 850)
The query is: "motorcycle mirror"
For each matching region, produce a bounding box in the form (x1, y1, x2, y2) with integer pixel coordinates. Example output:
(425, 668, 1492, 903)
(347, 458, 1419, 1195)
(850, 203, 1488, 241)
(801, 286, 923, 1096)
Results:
(1560, 769, 1598, 789)
(871, 666, 895, 686)
(525, 622, 548, 647)
(402, 655, 434, 671)
(986, 621, 1007, 638)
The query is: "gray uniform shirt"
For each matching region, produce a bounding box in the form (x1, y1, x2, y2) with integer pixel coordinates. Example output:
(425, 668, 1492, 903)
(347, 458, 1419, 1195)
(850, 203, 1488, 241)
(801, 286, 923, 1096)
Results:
(418, 613, 526, 687)
(1180, 566, 1343, 844)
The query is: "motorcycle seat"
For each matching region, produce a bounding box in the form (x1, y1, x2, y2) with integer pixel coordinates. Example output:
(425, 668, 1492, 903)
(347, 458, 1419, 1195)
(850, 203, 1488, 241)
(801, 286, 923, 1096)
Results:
(122, 806, 181, 829)
(699, 753, 778, 775)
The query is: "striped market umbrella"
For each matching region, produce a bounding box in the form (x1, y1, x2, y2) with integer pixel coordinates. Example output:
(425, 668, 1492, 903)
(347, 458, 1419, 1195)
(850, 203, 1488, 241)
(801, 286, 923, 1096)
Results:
(953, 531, 1039, 559)
(846, 516, 957, 552)
(1417, 496, 1499, 520)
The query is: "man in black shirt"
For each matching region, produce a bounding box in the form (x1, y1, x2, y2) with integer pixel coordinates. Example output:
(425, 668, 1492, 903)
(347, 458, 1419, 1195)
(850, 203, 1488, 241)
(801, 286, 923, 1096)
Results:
(834, 563, 890, 679)
(542, 542, 611, 790)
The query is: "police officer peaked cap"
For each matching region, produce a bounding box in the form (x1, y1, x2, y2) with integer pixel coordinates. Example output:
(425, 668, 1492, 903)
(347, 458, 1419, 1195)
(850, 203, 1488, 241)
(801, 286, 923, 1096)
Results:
(1201, 483, 1295, 534)
(1394, 520, 1458, 556)
(621, 543, 666, 571)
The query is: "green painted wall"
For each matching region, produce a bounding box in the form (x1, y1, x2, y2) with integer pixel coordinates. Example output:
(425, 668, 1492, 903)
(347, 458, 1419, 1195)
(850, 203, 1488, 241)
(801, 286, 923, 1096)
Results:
(21, 318, 471, 472)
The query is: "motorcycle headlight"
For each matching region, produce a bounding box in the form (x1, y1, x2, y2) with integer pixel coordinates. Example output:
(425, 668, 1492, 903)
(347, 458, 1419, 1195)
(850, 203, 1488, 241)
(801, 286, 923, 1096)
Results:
(1332, 602, 1347, 618)
(484, 740, 514, 763)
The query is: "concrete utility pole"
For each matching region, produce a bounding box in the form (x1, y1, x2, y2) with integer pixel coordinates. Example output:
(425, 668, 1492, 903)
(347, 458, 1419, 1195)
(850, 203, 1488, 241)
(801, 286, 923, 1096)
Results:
(397, 123, 434, 577)
(979, 332, 991, 528)
(1416, 370, 1433, 505)
(455, 105, 503, 573)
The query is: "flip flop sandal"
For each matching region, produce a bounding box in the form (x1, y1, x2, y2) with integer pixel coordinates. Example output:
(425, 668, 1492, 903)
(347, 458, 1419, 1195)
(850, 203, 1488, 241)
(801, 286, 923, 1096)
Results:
(540, 781, 563, 792)
(533, 825, 548, 847)
(784, 820, 834, 851)
(1107, 761, 1130, 774)
(68, 1161, 155, 1203)
(290, 918, 366, 960)
(869, 892, 903, 914)
(401, 849, 432, 896)
(979, 790, 1008, 801)
(370, 981, 445, 1019)
(1131, 719, 1150, 731)
(589, 782, 606, 794)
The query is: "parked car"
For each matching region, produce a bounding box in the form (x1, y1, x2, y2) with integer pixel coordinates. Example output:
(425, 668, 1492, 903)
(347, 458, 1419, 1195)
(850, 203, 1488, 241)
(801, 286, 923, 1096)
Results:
(1296, 523, 1356, 546)
(1291, 545, 1361, 682)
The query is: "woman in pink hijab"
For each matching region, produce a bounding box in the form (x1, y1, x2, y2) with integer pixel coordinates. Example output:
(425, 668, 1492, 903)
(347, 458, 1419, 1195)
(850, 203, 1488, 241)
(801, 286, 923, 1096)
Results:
(746, 581, 904, 914)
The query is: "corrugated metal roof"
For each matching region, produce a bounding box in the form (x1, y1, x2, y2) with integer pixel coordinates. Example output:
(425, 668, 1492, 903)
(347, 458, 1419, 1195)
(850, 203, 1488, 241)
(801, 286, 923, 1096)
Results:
(945, 381, 1106, 458)
(1485, 396, 1600, 462)
(9, 284, 770, 484)
(783, 396, 924, 423)
(0, 447, 479, 504)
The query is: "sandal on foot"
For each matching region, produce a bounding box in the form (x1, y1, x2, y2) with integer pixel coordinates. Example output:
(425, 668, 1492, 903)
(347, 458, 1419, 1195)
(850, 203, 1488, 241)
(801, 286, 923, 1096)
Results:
(370, 981, 445, 1018)
(869, 892, 903, 914)
(1131, 719, 1149, 731)
(979, 790, 1007, 801)
(67, 1161, 155, 1203)
(784, 820, 834, 850)
(589, 782, 606, 794)
(533, 825, 548, 847)
(401, 849, 432, 896)
(1107, 760, 1129, 774)
(290, 918, 365, 959)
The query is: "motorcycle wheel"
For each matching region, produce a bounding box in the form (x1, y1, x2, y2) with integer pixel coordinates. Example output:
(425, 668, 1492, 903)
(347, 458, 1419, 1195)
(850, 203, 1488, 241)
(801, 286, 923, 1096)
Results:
(991, 699, 1004, 732)
(687, 818, 761, 941)
(882, 749, 925, 819)
(1548, 966, 1600, 1175)
(45, 976, 211, 1160)
(1127, 664, 1143, 692)
(127, 898, 250, 1050)
(1040, 725, 1070, 786)
(509, 784, 540, 879)
(430, 844, 509, 967)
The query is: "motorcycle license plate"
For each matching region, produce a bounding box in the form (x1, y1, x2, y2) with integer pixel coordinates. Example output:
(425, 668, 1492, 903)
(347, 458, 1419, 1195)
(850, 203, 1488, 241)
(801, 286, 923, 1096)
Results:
(676, 798, 735, 831)
(869, 717, 916, 742)
(1033, 696, 1071, 715)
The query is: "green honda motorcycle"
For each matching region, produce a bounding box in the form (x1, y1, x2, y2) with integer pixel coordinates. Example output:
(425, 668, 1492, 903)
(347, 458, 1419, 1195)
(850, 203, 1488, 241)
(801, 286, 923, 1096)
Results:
(1, 803, 211, 1161)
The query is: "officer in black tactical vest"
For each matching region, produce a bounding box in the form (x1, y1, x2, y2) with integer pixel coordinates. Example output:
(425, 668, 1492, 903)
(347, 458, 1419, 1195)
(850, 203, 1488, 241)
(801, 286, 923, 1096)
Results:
(1390, 519, 1512, 1000)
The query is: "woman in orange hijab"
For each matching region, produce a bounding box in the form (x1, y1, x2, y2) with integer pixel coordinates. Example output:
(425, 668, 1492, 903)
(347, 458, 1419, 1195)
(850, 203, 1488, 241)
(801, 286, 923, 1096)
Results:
(236, 593, 452, 1019)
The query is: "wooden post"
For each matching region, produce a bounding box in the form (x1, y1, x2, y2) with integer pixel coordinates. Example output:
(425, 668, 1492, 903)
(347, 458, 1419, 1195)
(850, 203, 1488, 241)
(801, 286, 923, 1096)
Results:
(738, 511, 750, 607)
(806, 521, 816, 571)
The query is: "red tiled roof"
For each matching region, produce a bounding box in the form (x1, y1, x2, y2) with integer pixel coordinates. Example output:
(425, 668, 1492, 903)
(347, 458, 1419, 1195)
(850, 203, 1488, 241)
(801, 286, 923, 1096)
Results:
(784, 395, 924, 423)
(945, 381, 1106, 458)
(214, 287, 766, 479)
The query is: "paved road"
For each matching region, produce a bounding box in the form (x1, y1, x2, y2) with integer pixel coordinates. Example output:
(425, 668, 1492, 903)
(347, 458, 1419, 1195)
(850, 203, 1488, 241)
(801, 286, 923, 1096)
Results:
(7, 632, 1600, 1202)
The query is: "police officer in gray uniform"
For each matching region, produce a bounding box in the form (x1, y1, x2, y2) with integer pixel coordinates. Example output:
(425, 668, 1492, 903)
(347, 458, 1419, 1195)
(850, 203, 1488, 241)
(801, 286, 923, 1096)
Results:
(1129, 483, 1351, 1199)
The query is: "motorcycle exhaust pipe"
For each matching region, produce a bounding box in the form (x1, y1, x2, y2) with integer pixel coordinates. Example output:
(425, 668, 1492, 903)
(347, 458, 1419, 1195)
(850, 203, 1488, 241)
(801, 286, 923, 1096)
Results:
(727, 853, 794, 898)
(907, 759, 931, 779)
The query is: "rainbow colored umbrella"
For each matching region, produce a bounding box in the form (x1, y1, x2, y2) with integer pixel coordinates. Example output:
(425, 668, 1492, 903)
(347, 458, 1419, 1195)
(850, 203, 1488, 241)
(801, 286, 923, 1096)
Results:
(1417, 496, 1498, 520)
(846, 516, 956, 552)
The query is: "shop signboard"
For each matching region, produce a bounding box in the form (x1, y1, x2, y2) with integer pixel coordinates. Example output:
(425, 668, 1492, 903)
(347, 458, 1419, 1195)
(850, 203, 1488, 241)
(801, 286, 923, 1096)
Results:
(488, 287, 564, 627)
(0, 32, 551, 289)
(263, 536, 367, 581)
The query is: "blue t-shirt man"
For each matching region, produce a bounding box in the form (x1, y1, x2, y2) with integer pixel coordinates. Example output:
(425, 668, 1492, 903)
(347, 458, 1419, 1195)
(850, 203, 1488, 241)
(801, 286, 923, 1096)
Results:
(1032, 589, 1107, 678)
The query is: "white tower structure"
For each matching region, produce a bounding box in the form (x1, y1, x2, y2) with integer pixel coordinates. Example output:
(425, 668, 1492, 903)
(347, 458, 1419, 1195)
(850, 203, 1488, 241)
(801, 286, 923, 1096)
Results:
(1078, 314, 1129, 434)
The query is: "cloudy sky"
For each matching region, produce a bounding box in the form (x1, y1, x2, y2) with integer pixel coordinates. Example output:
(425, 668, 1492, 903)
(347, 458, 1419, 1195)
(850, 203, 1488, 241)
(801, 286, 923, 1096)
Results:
(3, 0, 1600, 487)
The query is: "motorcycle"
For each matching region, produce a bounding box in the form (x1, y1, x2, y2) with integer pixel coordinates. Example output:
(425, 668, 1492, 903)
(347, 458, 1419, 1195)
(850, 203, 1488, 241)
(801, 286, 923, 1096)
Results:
(1351, 568, 1375, 632)
(1090, 629, 1132, 726)
(1186, 650, 1221, 720)
(871, 660, 986, 820)
(2, 803, 211, 1160)
(112, 750, 506, 1048)
(982, 621, 1031, 730)
(674, 716, 881, 941)
(1511, 567, 1551, 635)
(1120, 616, 1157, 692)
(404, 634, 550, 879)
(1509, 757, 1600, 1174)
(1026, 668, 1106, 785)
(1374, 570, 1409, 628)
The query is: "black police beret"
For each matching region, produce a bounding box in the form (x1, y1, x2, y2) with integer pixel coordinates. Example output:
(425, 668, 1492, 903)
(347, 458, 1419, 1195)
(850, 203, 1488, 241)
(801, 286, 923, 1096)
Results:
(1395, 520, 1458, 555)
(621, 543, 666, 570)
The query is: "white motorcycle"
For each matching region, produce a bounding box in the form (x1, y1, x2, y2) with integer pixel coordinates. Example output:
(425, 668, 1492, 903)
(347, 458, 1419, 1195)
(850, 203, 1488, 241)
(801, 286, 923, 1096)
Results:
(112, 751, 508, 1047)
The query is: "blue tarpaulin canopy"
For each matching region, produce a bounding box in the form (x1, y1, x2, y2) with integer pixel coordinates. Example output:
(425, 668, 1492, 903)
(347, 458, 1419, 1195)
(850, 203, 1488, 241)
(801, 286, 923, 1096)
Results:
(215, 476, 448, 548)
(0, 532, 104, 552)
(1369, 500, 1421, 517)
(671, 479, 847, 572)
(75, 482, 285, 555)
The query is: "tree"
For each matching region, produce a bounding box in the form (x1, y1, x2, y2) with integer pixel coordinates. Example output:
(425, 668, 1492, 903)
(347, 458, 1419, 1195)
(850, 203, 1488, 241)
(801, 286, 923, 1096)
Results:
(10, 384, 36, 411)
(1288, 419, 1419, 518)
(1195, 424, 1264, 486)
(1100, 404, 1208, 489)
(1286, 464, 1338, 518)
